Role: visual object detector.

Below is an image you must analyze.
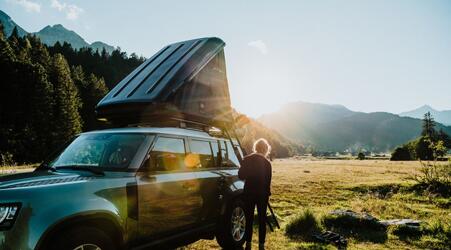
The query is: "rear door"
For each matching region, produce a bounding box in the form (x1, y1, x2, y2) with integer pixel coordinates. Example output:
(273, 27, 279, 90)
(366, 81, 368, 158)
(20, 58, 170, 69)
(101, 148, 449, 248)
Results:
(187, 138, 222, 223)
(136, 135, 203, 239)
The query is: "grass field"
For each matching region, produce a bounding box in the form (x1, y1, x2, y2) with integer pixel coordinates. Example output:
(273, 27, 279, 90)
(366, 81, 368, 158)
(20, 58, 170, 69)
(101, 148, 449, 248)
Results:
(2, 159, 448, 249)
(183, 159, 450, 250)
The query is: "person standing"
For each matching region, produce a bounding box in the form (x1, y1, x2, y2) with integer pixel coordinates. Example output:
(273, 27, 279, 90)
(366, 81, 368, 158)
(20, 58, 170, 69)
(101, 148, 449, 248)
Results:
(238, 138, 272, 250)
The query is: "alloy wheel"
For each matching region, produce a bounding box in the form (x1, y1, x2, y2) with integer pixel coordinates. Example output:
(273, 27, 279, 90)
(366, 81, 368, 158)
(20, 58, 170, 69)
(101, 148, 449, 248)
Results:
(230, 206, 246, 242)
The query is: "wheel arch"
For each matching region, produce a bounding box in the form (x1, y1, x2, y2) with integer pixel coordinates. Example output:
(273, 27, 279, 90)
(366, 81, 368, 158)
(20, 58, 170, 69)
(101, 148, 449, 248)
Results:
(221, 187, 245, 216)
(36, 211, 124, 250)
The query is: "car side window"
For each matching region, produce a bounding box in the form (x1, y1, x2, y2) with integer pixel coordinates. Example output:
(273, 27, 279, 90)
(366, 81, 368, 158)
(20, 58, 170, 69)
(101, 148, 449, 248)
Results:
(219, 140, 228, 166)
(148, 137, 186, 172)
(226, 141, 240, 167)
(211, 140, 221, 167)
(188, 139, 214, 169)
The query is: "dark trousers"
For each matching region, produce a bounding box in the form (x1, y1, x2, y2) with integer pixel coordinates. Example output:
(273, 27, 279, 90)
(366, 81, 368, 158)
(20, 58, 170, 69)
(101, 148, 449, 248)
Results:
(245, 194, 269, 244)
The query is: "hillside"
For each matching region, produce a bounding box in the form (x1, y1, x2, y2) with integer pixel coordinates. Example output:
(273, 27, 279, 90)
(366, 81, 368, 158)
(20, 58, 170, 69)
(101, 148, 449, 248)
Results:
(400, 105, 451, 126)
(0, 10, 27, 37)
(33, 24, 115, 53)
(0, 10, 114, 53)
(234, 112, 302, 158)
(35, 24, 89, 49)
(259, 102, 451, 152)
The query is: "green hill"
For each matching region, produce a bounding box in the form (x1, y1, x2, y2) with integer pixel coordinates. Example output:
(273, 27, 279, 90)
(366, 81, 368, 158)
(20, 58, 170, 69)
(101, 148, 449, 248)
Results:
(259, 102, 451, 152)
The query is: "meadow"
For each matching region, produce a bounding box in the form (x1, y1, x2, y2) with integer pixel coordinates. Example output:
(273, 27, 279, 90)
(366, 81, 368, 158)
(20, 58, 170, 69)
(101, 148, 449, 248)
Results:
(184, 159, 450, 250)
(1, 159, 448, 249)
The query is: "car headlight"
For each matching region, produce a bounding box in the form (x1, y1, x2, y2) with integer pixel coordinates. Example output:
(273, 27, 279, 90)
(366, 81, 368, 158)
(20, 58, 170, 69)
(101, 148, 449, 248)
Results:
(0, 203, 21, 230)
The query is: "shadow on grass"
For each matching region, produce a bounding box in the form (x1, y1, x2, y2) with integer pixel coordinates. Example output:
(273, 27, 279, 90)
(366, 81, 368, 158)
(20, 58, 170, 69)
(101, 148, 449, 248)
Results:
(321, 214, 388, 244)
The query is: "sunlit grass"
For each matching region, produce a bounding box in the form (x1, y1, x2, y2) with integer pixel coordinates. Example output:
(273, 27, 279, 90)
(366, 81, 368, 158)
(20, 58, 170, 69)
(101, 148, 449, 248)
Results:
(184, 159, 450, 249)
(3, 160, 448, 249)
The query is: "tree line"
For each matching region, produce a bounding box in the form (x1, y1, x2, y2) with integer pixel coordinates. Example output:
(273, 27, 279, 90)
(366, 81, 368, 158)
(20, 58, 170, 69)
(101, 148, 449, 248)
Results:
(0, 25, 144, 164)
(391, 112, 451, 161)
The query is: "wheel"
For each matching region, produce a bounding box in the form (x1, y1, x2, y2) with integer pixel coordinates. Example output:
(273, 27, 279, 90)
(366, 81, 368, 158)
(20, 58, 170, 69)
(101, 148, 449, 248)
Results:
(216, 198, 247, 249)
(48, 226, 117, 250)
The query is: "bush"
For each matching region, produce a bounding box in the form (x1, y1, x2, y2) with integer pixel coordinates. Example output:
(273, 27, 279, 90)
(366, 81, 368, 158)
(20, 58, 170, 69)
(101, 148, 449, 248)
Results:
(0, 152, 15, 166)
(285, 209, 321, 240)
(357, 152, 365, 160)
(391, 146, 412, 161)
(414, 161, 451, 197)
(414, 136, 434, 161)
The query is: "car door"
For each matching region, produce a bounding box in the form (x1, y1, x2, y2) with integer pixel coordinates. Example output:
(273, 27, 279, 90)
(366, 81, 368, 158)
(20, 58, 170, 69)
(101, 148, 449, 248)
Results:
(136, 135, 203, 239)
(188, 138, 222, 223)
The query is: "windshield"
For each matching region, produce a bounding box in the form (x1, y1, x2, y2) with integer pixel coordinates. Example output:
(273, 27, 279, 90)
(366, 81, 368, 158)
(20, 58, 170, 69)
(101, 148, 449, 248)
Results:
(49, 133, 148, 169)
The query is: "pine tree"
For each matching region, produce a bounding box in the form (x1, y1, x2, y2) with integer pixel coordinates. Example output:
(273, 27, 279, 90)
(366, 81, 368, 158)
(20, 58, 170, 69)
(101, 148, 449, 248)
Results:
(71, 65, 108, 131)
(421, 112, 437, 139)
(28, 35, 51, 68)
(438, 129, 451, 149)
(12, 62, 55, 161)
(0, 24, 17, 160)
(0, 24, 15, 63)
(49, 54, 82, 147)
(7, 26, 20, 55)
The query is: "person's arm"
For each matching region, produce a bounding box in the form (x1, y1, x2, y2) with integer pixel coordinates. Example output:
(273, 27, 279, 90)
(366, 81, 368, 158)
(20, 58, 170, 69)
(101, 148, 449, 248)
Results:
(267, 161, 272, 196)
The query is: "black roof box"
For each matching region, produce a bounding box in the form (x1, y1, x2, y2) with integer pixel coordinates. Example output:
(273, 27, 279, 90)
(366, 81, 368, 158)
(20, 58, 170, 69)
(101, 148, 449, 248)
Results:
(96, 37, 233, 128)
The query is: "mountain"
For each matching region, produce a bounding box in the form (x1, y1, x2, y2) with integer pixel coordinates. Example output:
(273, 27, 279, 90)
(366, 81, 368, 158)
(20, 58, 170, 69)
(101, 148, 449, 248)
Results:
(235, 112, 302, 157)
(0, 10, 115, 53)
(33, 24, 115, 53)
(90, 41, 115, 53)
(0, 10, 27, 37)
(34, 24, 89, 49)
(399, 105, 451, 126)
(259, 102, 451, 152)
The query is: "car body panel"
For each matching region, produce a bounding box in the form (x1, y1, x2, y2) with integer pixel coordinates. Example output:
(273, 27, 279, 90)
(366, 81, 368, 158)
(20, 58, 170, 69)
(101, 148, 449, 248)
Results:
(0, 127, 245, 249)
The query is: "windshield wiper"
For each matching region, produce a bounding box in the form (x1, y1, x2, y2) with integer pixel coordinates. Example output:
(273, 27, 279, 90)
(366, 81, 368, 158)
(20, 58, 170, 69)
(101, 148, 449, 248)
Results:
(35, 163, 56, 172)
(56, 166, 105, 176)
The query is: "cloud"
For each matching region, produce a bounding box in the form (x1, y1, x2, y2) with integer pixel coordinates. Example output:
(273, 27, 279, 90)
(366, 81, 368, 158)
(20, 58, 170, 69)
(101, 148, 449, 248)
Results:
(50, 0, 84, 20)
(8, 0, 41, 13)
(247, 40, 268, 55)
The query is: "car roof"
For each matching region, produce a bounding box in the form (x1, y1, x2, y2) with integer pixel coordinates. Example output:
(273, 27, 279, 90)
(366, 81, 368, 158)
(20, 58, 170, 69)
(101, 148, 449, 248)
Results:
(83, 127, 224, 141)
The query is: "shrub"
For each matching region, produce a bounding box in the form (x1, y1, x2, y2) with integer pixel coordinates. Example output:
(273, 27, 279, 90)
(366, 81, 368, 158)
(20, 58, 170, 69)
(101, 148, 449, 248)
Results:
(285, 209, 321, 240)
(414, 136, 434, 160)
(0, 152, 15, 166)
(357, 152, 365, 160)
(390, 146, 412, 161)
(414, 161, 451, 197)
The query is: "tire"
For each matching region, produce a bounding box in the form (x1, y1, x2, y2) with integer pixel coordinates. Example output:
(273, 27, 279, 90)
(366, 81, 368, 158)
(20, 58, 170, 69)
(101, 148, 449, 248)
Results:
(216, 198, 247, 249)
(48, 226, 117, 250)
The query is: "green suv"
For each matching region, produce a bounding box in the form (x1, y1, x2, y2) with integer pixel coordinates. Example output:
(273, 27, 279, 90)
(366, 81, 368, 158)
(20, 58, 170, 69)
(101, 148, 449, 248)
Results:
(0, 127, 247, 250)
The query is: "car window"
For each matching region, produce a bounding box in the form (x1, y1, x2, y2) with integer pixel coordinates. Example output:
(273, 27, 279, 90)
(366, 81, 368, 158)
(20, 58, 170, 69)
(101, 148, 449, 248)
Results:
(149, 137, 186, 171)
(211, 141, 220, 167)
(188, 140, 214, 169)
(50, 133, 147, 169)
(226, 141, 240, 166)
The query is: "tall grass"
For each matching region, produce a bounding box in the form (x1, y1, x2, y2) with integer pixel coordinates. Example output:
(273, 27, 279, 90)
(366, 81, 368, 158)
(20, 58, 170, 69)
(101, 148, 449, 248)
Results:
(285, 209, 321, 240)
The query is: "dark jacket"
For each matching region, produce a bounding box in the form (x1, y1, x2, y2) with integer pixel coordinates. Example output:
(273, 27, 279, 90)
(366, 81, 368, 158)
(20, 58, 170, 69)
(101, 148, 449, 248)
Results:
(238, 153, 272, 197)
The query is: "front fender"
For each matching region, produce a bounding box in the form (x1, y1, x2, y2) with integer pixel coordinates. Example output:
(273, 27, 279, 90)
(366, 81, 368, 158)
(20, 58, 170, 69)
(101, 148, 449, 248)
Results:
(0, 177, 131, 250)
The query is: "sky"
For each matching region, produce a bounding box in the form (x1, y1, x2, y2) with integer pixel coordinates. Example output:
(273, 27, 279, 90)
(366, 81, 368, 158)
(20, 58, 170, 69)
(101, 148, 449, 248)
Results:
(1, 0, 451, 118)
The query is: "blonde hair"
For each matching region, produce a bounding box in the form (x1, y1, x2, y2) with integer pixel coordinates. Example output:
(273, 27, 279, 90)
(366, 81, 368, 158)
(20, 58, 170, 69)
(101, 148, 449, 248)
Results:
(252, 138, 271, 157)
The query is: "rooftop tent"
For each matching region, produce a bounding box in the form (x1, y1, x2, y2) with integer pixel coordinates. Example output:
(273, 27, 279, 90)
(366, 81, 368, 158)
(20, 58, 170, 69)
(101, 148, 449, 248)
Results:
(96, 37, 233, 128)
